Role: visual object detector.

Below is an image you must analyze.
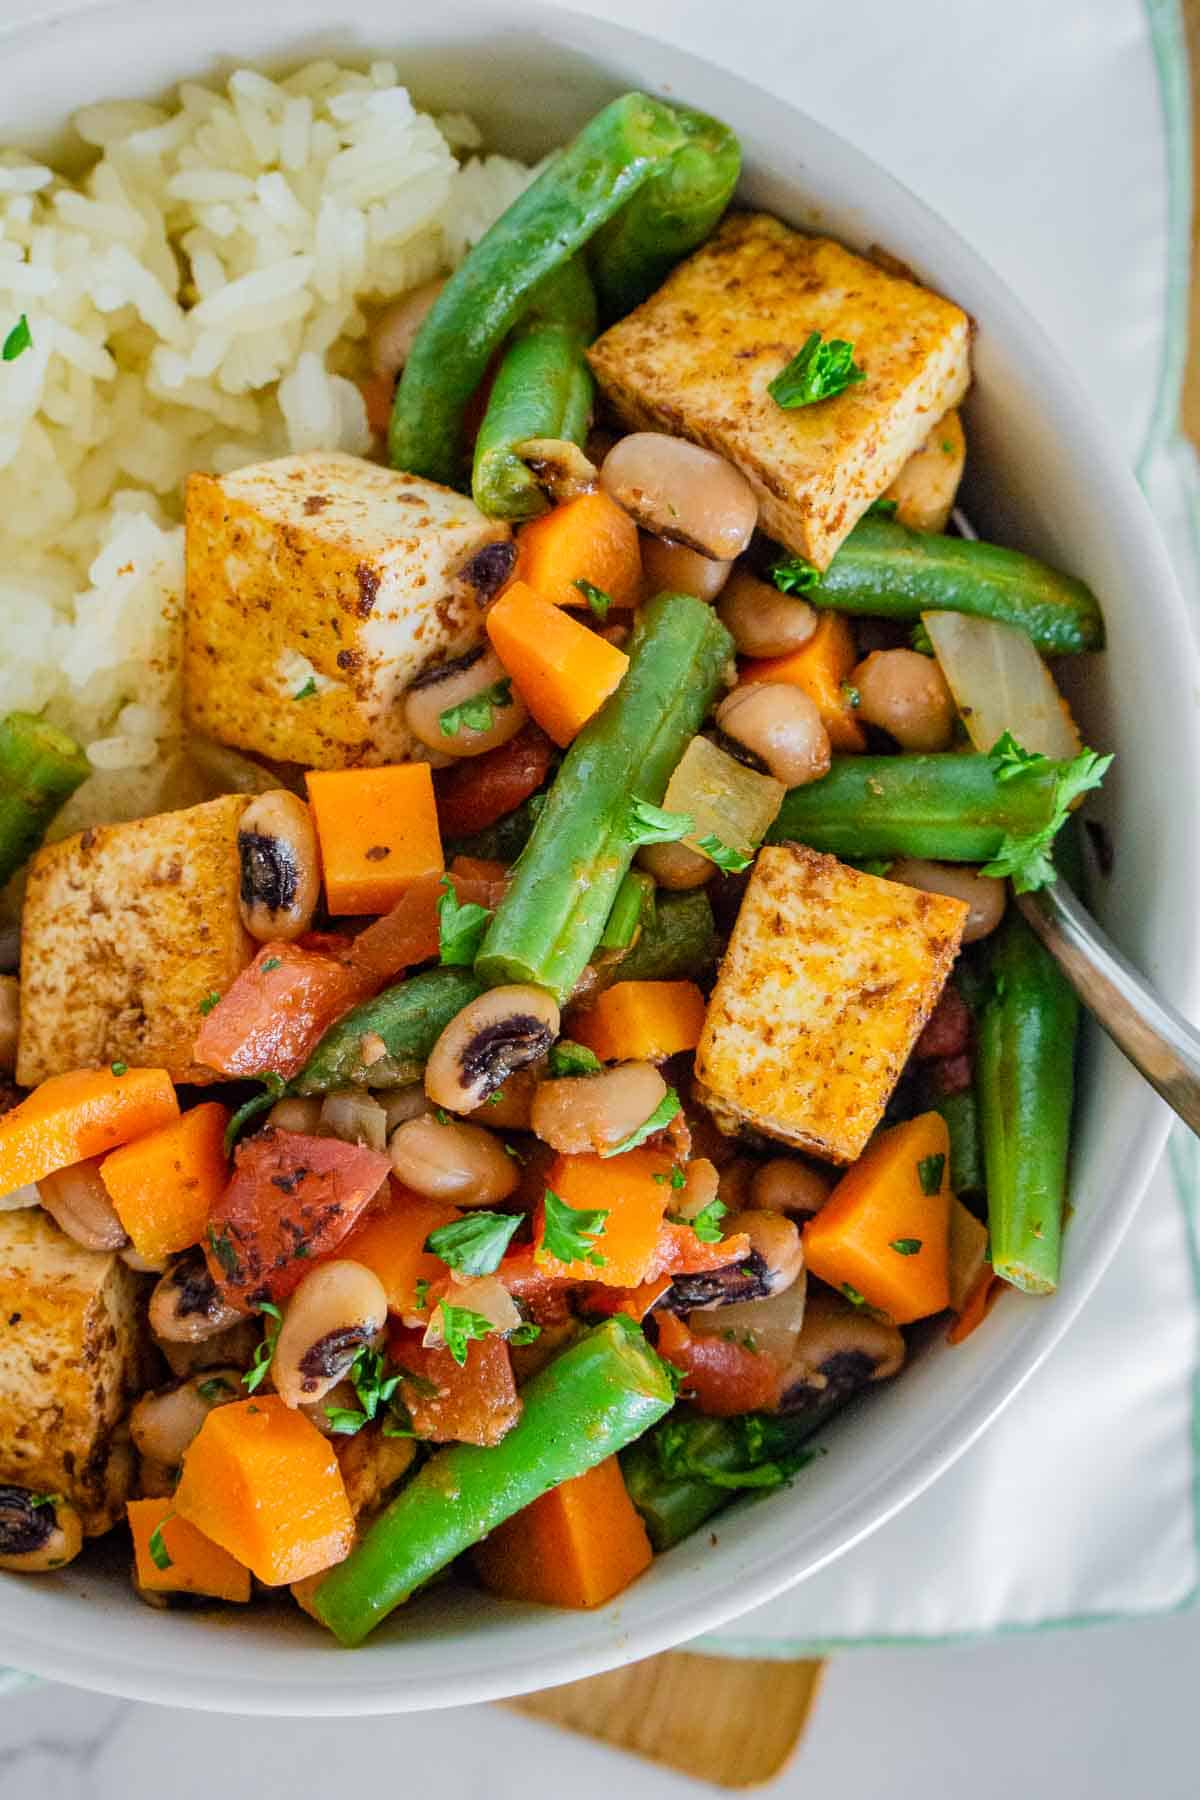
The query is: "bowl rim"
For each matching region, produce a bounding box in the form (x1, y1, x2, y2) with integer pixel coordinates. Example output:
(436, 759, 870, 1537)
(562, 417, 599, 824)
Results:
(1, 0, 1197, 1714)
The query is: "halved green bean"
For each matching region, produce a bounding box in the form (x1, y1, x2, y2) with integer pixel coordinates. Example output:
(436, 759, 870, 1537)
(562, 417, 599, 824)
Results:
(293, 968, 484, 1095)
(599, 868, 656, 951)
(978, 911, 1078, 1294)
(475, 592, 733, 1002)
(590, 106, 741, 320)
(471, 258, 597, 521)
(930, 1086, 985, 1199)
(390, 93, 691, 485)
(768, 753, 1063, 862)
(0, 712, 90, 885)
(310, 1317, 674, 1645)
(799, 516, 1104, 654)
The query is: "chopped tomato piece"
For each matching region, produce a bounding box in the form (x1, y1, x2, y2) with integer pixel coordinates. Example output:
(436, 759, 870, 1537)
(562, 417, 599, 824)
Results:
(644, 1219, 752, 1280)
(194, 941, 370, 1081)
(205, 1128, 390, 1309)
(654, 1312, 787, 1416)
(494, 1243, 577, 1325)
(345, 870, 506, 990)
(581, 1274, 672, 1322)
(388, 1326, 520, 1447)
(434, 724, 554, 838)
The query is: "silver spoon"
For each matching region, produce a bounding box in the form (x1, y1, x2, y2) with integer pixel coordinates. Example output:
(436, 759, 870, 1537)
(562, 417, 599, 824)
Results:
(949, 507, 1200, 1136)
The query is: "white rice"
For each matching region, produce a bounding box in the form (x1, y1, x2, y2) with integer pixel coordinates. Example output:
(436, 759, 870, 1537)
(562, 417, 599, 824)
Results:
(0, 60, 535, 837)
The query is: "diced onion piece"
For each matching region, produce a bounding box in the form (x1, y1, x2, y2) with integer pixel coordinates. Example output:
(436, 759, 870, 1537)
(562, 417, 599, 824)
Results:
(318, 1089, 388, 1152)
(689, 1274, 807, 1364)
(663, 735, 784, 864)
(922, 611, 1081, 760)
(423, 1274, 522, 1352)
(948, 1196, 989, 1313)
(0, 1182, 40, 1212)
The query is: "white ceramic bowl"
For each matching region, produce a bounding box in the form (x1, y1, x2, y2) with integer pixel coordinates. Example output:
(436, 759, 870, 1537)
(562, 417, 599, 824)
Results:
(2, 0, 1198, 1716)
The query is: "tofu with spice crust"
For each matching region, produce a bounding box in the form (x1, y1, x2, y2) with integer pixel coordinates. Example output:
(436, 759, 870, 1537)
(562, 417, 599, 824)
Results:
(17, 794, 253, 1086)
(0, 1207, 148, 1534)
(184, 452, 513, 769)
(587, 214, 971, 569)
(694, 845, 967, 1164)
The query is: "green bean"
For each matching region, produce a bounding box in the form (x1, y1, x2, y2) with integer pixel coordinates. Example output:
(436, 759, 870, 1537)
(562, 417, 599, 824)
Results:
(390, 93, 691, 485)
(475, 592, 733, 1002)
(606, 889, 718, 984)
(768, 753, 1063, 862)
(293, 968, 484, 1095)
(599, 869, 656, 951)
(929, 1086, 985, 1198)
(978, 912, 1078, 1293)
(622, 1408, 824, 1552)
(590, 106, 741, 320)
(310, 1317, 674, 1645)
(0, 712, 90, 885)
(471, 258, 597, 521)
(445, 792, 547, 867)
(799, 516, 1104, 654)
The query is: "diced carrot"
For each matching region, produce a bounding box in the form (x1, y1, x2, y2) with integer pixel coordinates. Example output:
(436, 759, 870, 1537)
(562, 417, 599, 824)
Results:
(654, 1313, 787, 1416)
(474, 1455, 651, 1609)
(741, 612, 866, 750)
(388, 1327, 520, 1447)
(342, 1187, 463, 1317)
(206, 1129, 391, 1309)
(645, 1219, 751, 1280)
(306, 763, 443, 916)
(572, 980, 707, 1063)
(486, 580, 629, 748)
(515, 490, 642, 612)
(174, 1396, 354, 1586)
(803, 1111, 952, 1324)
(581, 1274, 672, 1321)
(534, 1147, 673, 1287)
(0, 1067, 179, 1195)
(194, 940, 370, 1082)
(434, 724, 555, 838)
(100, 1101, 229, 1262)
(127, 1497, 251, 1604)
(947, 1268, 1002, 1345)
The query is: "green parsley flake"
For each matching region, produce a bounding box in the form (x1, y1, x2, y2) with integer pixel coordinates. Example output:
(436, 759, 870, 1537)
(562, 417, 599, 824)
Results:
(574, 578, 612, 621)
(436, 874, 493, 967)
(242, 1301, 282, 1394)
(695, 834, 752, 874)
(424, 1210, 522, 1277)
(917, 1154, 945, 1196)
(147, 1518, 174, 1571)
(540, 1186, 608, 1268)
(624, 797, 695, 849)
(325, 1344, 405, 1436)
(2, 315, 32, 362)
(910, 621, 935, 656)
(293, 677, 318, 701)
(890, 1238, 923, 1256)
(110, 1061, 128, 1076)
(196, 1376, 236, 1402)
(841, 1282, 867, 1308)
(980, 732, 1113, 893)
(601, 1087, 681, 1158)
(866, 497, 898, 518)
(840, 683, 861, 710)
(434, 1301, 496, 1366)
(670, 1165, 687, 1191)
(413, 1278, 430, 1312)
(198, 991, 221, 1015)
(768, 332, 865, 409)
(261, 956, 281, 973)
(439, 677, 512, 740)
(205, 1223, 239, 1280)
(770, 554, 822, 595)
(548, 1040, 603, 1079)
(668, 1196, 727, 1244)
(509, 1321, 542, 1346)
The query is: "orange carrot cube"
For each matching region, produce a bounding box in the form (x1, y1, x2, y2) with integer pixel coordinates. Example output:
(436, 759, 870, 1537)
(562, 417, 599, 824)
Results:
(474, 1456, 652, 1609)
(486, 580, 628, 747)
(100, 1101, 229, 1261)
(572, 980, 707, 1063)
(127, 1497, 251, 1604)
(306, 763, 443, 915)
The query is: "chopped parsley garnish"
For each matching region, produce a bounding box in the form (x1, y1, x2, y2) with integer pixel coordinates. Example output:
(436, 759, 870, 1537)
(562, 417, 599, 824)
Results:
(436, 874, 493, 967)
(980, 732, 1113, 893)
(574, 578, 612, 622)
(435, 1301, 496, 1367)
(110, 1061, 128, 1076)
(198, 991, 221, 1016)
(624, 797, 695, 849)
(655, 1414, 818, 1492)
(434, 1108, 453, 1126)
(548, 1040, 603, 1078)
(890, 1238, 923, 1256)
(439, 677, 512, 740)
(840, 683, 861, 710)
(540, 1186, 608, 1268)
(242, 1301, 282, 1394)
(205, 1222, 239, 1280)
(293, 676, 318, 701)
(769, 553, 822, 595)
(425, 1210, 522, 1277)
(324, 1344, 405, 1436)
(695, 834, 752, 874)
(768, 332, 865, 409)
(670, 1165, 687, 1190)
(147, 1518, 174, 1571)
(197, 1375, 236, 1402)
(509, 1321, 542, 1346)
(2, 315, 32, 362)
(917, 1154, 945, 1196)
(412, 1278, 431, 1313)
(910, 621, 935, 656)
(261, 956, 281, 973)
(841, 1283, 867, 1308)
(601, 1087, 681, 1158)
(668, 1196, 727, 1244)
(25, 1492, 62, 1510)
(866, 497, 898, 517)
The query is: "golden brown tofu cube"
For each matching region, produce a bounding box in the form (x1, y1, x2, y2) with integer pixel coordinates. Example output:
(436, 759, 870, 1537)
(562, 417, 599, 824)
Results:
(588, 214, 971, 569)
(0, 1208, 147, 1533)
(17, 794, 252, 1086)
(184, 452, 513, 769)
(694, 845, 967, 1163)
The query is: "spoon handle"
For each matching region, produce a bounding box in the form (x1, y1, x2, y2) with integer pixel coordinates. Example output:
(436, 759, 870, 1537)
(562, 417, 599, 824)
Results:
(1016, 882, 1200, 1136)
